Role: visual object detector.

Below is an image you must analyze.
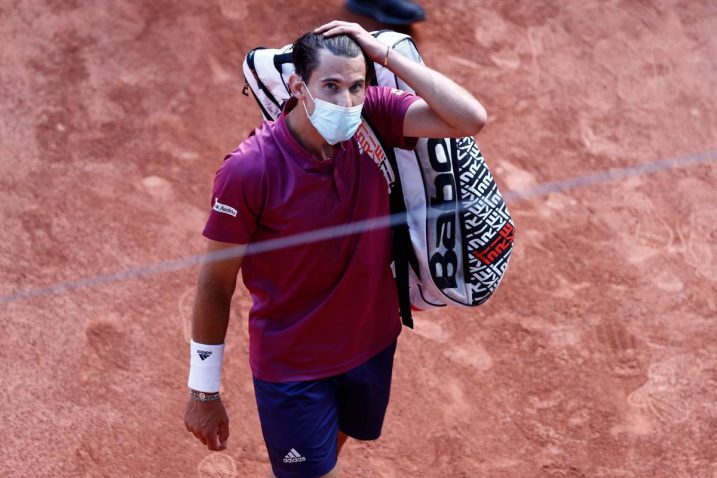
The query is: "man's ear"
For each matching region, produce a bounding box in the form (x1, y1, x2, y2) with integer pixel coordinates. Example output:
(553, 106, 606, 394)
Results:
(288, 73, 304, 100)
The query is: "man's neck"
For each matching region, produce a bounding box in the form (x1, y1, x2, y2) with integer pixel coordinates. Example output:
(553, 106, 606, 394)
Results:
(285, 102, 337, 161)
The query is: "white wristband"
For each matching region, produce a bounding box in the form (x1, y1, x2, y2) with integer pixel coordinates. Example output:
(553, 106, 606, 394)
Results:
(188, 340, 225, 393)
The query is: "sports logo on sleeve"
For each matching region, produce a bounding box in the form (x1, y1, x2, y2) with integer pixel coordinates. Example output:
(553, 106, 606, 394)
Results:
(213, 197, 238, 217)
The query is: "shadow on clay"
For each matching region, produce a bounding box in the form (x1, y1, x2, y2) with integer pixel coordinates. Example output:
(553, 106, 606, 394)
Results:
(84, 319, 131, 371)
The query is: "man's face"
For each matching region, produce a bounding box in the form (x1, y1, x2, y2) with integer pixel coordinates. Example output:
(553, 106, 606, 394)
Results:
(303, 48, 367, 113)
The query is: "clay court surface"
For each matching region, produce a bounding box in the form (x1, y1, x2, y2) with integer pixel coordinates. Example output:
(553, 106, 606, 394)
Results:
(2, 0, 716, 476)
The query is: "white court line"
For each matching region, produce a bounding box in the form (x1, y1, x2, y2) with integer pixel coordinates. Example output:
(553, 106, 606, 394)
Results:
(1, 147, 715, 305)
(504, 148, 717, 201)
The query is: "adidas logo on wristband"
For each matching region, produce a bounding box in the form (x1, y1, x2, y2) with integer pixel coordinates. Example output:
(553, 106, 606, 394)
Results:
(188, 340, 224, 393)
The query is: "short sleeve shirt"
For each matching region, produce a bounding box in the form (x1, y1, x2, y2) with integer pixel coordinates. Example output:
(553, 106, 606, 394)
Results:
(203, 85, 419, 382)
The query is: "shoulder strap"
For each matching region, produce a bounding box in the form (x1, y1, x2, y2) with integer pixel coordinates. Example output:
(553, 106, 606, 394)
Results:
(357, 116, 414, 328)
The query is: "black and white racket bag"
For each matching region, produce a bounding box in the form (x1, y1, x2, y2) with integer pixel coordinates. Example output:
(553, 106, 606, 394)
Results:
(242, 30, 514, 327)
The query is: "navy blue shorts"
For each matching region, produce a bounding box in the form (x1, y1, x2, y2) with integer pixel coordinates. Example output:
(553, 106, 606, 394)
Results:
(253, 340, 397, 478)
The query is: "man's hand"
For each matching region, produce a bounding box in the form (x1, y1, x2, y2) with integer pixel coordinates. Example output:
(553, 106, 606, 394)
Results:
(314, 21, 386, 64)
(184, 397, 230, 451)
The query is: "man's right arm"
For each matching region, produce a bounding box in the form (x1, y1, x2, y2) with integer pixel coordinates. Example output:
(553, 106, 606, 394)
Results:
(184, 238, 245, 452)
(191, 239, 245, 345)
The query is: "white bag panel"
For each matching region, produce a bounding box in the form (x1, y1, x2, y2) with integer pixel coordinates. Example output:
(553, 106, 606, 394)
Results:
(242, 45, 294, 120)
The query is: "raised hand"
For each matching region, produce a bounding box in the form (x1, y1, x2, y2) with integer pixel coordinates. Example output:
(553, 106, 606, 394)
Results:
(314, 21, 387, 64)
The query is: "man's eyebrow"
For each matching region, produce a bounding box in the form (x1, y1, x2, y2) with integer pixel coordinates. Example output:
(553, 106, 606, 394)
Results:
(319, 76, 366, 83)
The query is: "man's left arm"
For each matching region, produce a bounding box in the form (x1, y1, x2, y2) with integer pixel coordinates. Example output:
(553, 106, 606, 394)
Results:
(316, 21, 487, 139)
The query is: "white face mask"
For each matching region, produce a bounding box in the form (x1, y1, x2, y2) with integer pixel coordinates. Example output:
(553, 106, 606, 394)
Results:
(301, 81, 363, 145)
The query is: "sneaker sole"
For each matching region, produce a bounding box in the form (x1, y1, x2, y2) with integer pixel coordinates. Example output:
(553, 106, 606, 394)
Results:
(346, 0, 426, 25)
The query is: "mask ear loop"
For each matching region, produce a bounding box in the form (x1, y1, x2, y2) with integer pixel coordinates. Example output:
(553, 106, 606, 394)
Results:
(300, 80, 314, 119)
(301, 80, 315, 102)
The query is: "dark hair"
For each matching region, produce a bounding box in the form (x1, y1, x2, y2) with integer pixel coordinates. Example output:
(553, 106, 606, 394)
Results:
(292, 32, 375, 83)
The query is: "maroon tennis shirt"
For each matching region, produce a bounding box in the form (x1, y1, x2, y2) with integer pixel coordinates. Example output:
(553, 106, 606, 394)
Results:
(203, 85, 419, 382)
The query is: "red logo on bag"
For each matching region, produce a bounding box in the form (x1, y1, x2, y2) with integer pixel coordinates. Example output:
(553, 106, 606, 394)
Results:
(472, 223, 514, 266)
(355, 123, 395, 192)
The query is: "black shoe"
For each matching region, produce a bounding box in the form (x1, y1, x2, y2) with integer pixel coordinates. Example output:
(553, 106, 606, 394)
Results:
(347, 0, 426, 25)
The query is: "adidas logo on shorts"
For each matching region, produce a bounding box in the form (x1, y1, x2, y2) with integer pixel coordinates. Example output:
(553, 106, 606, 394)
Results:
(283, 448, 306, 463)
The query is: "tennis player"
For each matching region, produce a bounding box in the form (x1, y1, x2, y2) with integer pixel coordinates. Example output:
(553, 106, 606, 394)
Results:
(185, 21, 486, 478)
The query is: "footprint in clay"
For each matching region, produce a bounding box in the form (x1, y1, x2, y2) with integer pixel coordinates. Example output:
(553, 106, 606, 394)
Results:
(197, 453, 238, 478)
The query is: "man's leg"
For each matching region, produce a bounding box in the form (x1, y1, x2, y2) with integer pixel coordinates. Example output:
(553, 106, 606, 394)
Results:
(320, 464, 340, 477)
(254, 377, 340, 478)
(268, 430, 348, 476)
(271, 464, 340, 478)
(336, 341, 398, 440)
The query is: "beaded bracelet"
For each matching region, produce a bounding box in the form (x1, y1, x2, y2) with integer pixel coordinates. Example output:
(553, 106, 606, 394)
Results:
(189, 389, 221, 402)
